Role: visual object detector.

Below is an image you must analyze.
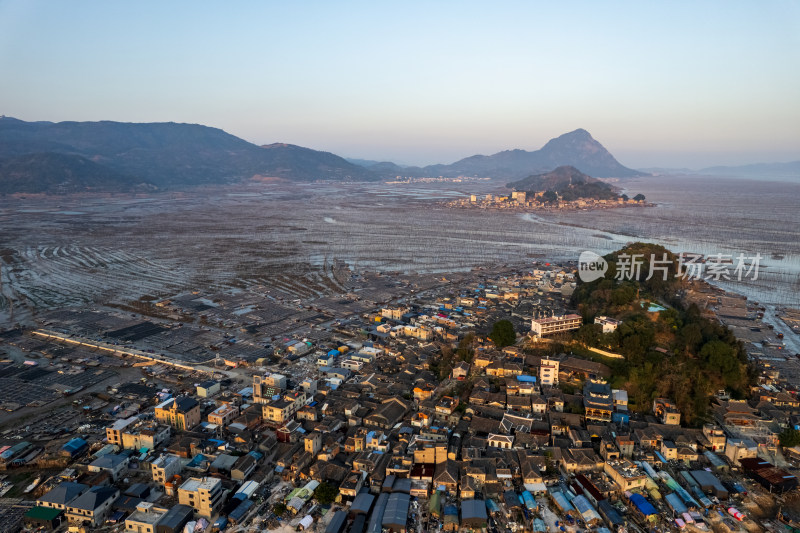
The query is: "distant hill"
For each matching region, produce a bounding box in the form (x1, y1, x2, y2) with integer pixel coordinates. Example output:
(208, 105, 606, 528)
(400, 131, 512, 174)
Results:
(345, 158, 407, 175)
(699, 160, 800, 179)
(370, 129, 645, 180)
(0, 152, 155, 194)
(507, 165, 619, 201)
(506, 165, 598, 191)
(0, 117, 378, 193)
(636, 166, 695, 175)
(259, 144, 380, 181)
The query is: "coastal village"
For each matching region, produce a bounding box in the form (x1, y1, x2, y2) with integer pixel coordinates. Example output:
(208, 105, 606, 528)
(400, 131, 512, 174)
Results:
(0, 261, 798, 533)
(443, 192, 650, 211)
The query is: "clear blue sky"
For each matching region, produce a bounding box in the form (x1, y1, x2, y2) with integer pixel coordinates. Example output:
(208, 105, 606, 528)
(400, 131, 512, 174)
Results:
(1, 1, 798, 168)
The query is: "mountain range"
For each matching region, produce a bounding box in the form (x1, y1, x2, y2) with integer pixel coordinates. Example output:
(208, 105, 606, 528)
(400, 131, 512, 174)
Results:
(0, 117, 644, 194)
(0, 117, 377, 193)
(349, 129, 644, 180)
(698, 161, 800, 179)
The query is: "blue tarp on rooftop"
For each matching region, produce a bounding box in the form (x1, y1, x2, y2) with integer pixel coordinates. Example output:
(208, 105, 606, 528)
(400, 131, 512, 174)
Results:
(186, 454, 206, 468)
(629, 493, 657, 516)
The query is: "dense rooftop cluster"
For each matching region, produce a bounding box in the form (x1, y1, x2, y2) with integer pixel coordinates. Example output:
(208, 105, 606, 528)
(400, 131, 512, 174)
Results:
(0, 261, 798, 532)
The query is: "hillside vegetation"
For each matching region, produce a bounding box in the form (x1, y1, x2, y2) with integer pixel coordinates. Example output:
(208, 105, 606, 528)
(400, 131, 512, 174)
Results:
(507, 165, 620, 202)
(570, 243, 753, 426)
(0, 117, 378, 192)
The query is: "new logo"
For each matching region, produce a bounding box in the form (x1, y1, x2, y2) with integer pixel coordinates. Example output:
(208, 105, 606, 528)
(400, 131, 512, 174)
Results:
(578, 251, 608, 282)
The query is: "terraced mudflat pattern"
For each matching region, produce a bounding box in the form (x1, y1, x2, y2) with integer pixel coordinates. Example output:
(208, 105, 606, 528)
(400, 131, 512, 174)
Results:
(1, 176, 798, 325)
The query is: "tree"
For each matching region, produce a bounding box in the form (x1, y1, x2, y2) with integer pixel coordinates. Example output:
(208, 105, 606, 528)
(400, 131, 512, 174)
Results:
(489, 320, 516, 348)
(634, 193, 646, 202)
(314, 481, 339, 505)
(273, 502, 287, 516)
(541, 190, 558, 203)
(575, 323, 601, 347)
(457, 333, 475, 362)
(779, 428, 800, 448)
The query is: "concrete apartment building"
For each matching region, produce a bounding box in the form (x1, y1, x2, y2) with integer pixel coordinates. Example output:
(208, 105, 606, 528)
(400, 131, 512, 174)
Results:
(122, 424, 171, 451)
(539, 358, 560, 386)
(151, 454, 183, 486)
(262, 398, 295, 425)
(177, 477, 224, 518)
(604, 460, 647, 492)
(531, 314, 582, 337)
(106, 417, 170, 451)
(253, 373, 287, 404)
(208, 403, 239, 426)
(106, 416, 138, 447)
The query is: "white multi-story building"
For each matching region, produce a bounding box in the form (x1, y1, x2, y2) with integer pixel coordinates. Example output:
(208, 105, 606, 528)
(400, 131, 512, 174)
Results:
(531, 314, 582, 337)
(594, 316, 621, 333)
(539, 358, 560, 386)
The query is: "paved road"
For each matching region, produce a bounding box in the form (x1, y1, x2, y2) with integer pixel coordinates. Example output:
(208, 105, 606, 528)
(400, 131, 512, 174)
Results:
(32, 329, 238, 377)
(763, 305, 800, 354)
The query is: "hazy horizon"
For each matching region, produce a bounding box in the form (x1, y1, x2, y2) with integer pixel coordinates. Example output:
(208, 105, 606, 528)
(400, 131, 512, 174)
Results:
(1, 1, 799, 169)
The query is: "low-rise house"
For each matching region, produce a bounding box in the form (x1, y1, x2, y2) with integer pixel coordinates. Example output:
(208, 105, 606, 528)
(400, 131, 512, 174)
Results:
(196, 380, 220, 397)
(436, 396, 459, 416)
(231, 453, 258, 481)
(411, 411, 432, 428)
(452, 361, 470, 380)
(124, 502, 168, 533)
(653, 398, 681, 425)
(615, 435, 634, 458)
(507, 395, 532, 412)
(500, 412, 534, 434)
(340, 472, 366, 499)
(634, 427, 662, 449)
(66, 486, 120, 528)
(433, 460, 460, 495)
(725, 437, 758, 466)
(413, 384, 436, 401)
(661, 440, 678, 460)
(414, 442, 447, 464)
(594, 316, 621, 333)
(531, 395, 547, 414)
(365, 398, 408, 429)
(37, 481, 88, 510)
(296, 405, 318, 421)
(88, 453, 128, 481)
(488, 433, 514, 449)
(561, 448, 602, 473)
(155, 504, 193, 533)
